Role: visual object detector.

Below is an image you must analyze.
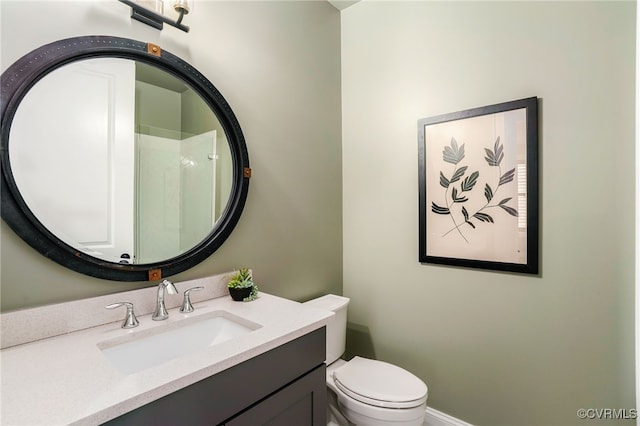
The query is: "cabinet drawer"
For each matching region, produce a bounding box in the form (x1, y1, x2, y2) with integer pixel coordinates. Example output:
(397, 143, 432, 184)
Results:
(225, 364, 326, 426)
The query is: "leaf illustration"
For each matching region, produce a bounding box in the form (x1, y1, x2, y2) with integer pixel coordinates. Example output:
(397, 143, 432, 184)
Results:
(494, 138, 504, 165)
(440, 172, 450, 188)
(461, 171, 479, 192)
(484, 148, 496, 166)
(499, 168, 516, 186)
(450, 166, 468, 183)
(484, 184, 494, 203)
(484, 137, 504, 166)
(462, 207, 476, 228)
(431, 202, 450, 215)
(494, 137, 503, 158)
(499, 197, 512, 205)
(473, 212, 494, 223)
(443, 138, 465, 165)
(451, 187, 468, 203)
(499, 204, 518, 216)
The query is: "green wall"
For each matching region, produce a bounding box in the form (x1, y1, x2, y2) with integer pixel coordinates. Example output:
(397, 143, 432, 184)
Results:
(341, 1, 636, 425)
(1, 1, 636, 424)
(0, 0, 342, 310)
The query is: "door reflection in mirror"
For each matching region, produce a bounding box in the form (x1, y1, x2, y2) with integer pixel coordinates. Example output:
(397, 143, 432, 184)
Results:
(9, 58, 232, 264)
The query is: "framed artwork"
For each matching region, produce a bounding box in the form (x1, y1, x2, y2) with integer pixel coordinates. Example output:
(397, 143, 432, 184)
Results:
(418, 97, 538, 274)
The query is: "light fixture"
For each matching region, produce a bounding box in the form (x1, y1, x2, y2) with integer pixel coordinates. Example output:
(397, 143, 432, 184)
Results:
(118, 0, 192, 33)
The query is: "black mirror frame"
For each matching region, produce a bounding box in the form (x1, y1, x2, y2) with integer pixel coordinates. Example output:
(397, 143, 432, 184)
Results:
(1, 36, 250, 281)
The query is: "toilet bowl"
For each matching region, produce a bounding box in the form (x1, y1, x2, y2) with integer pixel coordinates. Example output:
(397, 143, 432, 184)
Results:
(304, 295, 428, 426)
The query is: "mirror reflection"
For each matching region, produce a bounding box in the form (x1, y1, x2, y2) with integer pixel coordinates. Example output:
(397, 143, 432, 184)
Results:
(9, 58, 232, 265)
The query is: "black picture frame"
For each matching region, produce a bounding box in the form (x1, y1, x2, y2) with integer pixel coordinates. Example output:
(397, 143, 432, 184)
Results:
(418, 97, 538, 274)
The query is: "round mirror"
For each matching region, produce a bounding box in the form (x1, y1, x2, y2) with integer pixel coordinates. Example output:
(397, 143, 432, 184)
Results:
(1, 36, 250, 281)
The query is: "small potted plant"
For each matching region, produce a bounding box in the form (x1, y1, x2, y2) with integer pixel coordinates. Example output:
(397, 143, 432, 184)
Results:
(227, 268, 258, 302)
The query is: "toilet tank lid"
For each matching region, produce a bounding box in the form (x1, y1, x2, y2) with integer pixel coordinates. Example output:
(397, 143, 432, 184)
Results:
(334, 356, 428, 408)
(304, 294, 349, 311)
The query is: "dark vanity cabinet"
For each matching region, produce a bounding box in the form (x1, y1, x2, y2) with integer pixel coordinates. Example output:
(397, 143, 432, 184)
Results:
(104, 327, 327, 426)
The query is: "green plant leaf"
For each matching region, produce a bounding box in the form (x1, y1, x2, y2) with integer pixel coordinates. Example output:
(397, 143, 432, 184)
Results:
(461, 171, 479, 192)
(499, 204, 518, 216)
(243, 284, 259, 302)
(431, 202, 450, 215)
(443, 138, 465, 165)
(499, 168, 516, 186)
(440, 172, 450, 188)
(450, 166, 468, 183)
(473, 212, 494, 223)
(228, 268, 254, 288)
(484, 184, 494, 202)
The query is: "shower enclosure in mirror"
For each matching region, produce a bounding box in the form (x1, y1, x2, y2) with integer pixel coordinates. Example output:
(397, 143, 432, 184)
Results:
(10, 59, 232, 265)
(1, 36, 250, 281)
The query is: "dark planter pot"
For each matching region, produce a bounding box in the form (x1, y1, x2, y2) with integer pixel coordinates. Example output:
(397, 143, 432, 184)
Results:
(229, 286, 253, 301)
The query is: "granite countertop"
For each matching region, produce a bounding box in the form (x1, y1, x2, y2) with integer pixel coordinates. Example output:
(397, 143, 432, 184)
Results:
(1, 288, 333, 425)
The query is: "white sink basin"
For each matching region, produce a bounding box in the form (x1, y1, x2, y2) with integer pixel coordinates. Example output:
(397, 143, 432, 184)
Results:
(98, 311, 261, 374)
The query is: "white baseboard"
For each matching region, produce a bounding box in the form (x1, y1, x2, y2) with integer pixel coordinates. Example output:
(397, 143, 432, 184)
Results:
(424, 407, 474, 426)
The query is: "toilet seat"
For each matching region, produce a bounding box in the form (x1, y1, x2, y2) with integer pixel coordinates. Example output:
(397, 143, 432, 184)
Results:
(333, 356, 428, 409)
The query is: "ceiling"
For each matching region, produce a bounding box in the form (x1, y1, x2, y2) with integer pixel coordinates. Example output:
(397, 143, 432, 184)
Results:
(327, 0, 360, 11)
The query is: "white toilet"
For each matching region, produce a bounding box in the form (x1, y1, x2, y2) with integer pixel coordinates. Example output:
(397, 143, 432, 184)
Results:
(304, 294, 428, 426)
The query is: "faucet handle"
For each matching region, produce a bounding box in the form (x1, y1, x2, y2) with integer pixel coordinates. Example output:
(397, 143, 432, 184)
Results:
(180, 286, 204, 313)
(106, 302, 139, 329)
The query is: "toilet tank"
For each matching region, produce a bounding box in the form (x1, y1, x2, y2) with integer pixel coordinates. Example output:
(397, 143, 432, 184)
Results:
(304, 294, 350, 365)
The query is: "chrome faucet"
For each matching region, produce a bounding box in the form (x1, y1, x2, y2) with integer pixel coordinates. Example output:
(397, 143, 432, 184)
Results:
(180, 286, 204, 313)
(152, 279, 178, 321)
(106, 302, 139, 329)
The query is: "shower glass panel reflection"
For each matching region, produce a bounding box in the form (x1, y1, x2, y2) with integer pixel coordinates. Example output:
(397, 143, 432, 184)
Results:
(135, 126, 217, 264)
(133, 62, 231, 264)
